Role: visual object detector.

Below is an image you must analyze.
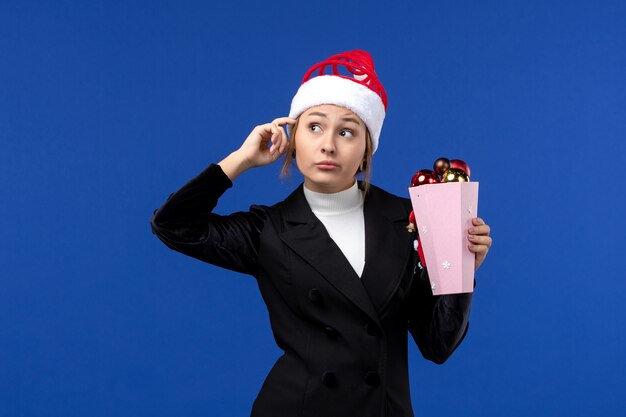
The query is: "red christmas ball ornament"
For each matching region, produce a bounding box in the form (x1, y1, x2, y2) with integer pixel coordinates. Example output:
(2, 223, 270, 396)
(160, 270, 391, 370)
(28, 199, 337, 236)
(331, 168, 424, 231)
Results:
(411, 169, 440, 187)
(406, 210, 417, 232)
(450, 159, 471, 178)
(433, 157, 451, 176)
(441, 168, 470, 183)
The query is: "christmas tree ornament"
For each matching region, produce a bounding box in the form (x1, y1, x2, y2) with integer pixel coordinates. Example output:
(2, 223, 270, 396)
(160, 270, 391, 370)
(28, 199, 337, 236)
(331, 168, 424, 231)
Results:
(441, 168, 470, 183)
(411, 169, 440, 187)
(433, 157, 451, 176)
(406, 210, 417, 232)
(450, 159, 471, 178)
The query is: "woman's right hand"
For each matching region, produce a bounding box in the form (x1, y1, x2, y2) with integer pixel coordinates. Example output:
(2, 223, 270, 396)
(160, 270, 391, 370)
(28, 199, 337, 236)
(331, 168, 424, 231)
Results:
(238, 117, 297, 168)
(218, 117, 297, 182)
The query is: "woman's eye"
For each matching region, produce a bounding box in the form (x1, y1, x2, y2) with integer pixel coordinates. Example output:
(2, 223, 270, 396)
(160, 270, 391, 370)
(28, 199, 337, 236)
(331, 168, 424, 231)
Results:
(309, 124, 321, 132)
(340, 130, 354, 138)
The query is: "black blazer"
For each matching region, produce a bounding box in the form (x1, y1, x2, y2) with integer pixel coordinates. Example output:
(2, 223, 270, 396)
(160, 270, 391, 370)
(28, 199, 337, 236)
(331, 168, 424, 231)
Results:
(150, 163, 473, 417)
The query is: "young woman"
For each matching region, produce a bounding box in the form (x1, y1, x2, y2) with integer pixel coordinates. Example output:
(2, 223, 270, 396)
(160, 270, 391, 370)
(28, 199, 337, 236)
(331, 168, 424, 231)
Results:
(150, 50, 492, 417)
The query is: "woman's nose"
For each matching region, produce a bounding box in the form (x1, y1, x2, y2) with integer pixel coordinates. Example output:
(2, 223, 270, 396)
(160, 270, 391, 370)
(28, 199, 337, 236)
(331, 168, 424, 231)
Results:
(321, 134, 336, 154)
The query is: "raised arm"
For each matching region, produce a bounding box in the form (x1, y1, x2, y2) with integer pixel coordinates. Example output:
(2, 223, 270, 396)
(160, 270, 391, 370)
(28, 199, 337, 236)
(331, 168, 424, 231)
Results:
(150, 117, 296, 275)
(150, 163, 267, 275)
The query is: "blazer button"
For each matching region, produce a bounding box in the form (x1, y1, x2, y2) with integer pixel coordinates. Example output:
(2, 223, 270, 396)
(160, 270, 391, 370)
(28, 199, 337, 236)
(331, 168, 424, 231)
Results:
(308, 288, 322, 304)
(322, 370, 337, 387)
(365, 321, 381, 337)
(365, 371, 380, 387)
(324, 326, 338, 340)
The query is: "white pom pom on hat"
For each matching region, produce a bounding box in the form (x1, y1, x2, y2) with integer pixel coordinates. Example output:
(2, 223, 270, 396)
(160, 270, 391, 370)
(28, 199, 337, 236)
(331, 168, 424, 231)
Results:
(287, 50, 388, 154)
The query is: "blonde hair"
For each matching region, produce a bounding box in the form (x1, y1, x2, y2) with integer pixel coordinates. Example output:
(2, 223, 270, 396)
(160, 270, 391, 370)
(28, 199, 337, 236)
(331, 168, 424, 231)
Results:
(279, 116, 374, 195)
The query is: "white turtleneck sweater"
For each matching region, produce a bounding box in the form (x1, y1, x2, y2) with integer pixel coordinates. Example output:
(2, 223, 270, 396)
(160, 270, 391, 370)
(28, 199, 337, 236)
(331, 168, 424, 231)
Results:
(303, 181, 365, 278)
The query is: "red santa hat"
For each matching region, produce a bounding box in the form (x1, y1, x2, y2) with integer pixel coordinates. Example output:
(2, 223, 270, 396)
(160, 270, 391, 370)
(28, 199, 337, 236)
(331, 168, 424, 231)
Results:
(287, 50, 388, 154)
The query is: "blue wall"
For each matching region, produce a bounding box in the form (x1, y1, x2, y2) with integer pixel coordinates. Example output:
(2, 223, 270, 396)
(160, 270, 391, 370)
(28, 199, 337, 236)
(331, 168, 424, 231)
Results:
(1, 1, 625, 416)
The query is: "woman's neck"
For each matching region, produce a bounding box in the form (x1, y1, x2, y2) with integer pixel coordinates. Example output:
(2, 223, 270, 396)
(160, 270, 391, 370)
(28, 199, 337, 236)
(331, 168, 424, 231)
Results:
(303, 178, 356, 194)
(303, 180, 363, 215)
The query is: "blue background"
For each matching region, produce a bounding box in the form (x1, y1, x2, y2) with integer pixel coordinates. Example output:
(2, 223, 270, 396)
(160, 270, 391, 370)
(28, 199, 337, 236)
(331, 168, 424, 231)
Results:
(2, 1, 625, 416)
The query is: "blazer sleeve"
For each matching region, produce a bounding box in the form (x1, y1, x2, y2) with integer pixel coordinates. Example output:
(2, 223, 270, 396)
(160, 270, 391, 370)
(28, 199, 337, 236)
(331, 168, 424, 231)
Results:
(406, 267, 474, 364)
(149, 163, 267, 276)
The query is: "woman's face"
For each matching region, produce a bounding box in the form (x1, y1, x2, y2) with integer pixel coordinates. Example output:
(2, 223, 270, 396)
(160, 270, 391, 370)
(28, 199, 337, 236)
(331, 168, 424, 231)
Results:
(294, 104, 367, 193)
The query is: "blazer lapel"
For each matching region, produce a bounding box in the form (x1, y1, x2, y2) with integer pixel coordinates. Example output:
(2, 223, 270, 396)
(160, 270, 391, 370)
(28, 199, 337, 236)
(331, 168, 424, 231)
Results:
(278, 184, 381, 325)
(359, 183, 415, 316)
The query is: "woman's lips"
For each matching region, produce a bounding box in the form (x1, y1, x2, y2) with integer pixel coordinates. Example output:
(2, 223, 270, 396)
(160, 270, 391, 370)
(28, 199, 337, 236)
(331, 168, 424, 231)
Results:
(315, 161, 339, 170)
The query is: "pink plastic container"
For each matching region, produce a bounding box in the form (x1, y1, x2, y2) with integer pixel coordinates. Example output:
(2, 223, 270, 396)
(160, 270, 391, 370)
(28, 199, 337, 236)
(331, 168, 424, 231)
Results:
(408, 182, 479, 295)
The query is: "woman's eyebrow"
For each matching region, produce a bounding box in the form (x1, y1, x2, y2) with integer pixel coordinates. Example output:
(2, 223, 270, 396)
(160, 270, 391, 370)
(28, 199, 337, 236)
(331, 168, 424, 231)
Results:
(307, 112, 362, 126)
(341, 116, 362, 126)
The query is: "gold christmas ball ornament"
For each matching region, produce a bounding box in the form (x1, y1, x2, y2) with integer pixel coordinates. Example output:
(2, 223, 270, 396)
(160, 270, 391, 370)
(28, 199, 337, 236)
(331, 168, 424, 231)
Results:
(441, 168, 470, 183)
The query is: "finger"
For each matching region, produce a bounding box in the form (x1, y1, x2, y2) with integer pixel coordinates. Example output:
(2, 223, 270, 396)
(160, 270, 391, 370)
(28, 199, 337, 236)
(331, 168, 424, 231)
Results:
(257, 123, 275, 144)
(269, 122, 289, 154)
(273, 122, 289, 154)
(272, 117, 298, 126)
(468, 235, 492, 246)
(270, 148, 281, 161)
(270, 119, 296, 150)
(472, 217, 485, 226)
(277, 125, 289, 153)
(468, 244, 490, 253)
(268, 123, 280, 153)
(253, 126, 271, 153)
(469, 224, 491, 235)
(272, 123, 286, 154)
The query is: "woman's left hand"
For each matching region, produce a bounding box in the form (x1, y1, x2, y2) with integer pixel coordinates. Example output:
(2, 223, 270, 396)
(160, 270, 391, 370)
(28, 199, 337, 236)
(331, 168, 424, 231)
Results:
(467, 217, 492, 272)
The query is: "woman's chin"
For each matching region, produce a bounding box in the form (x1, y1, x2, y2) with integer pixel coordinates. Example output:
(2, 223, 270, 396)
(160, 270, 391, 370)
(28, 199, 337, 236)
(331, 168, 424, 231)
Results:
(304, 176, 355, 193)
